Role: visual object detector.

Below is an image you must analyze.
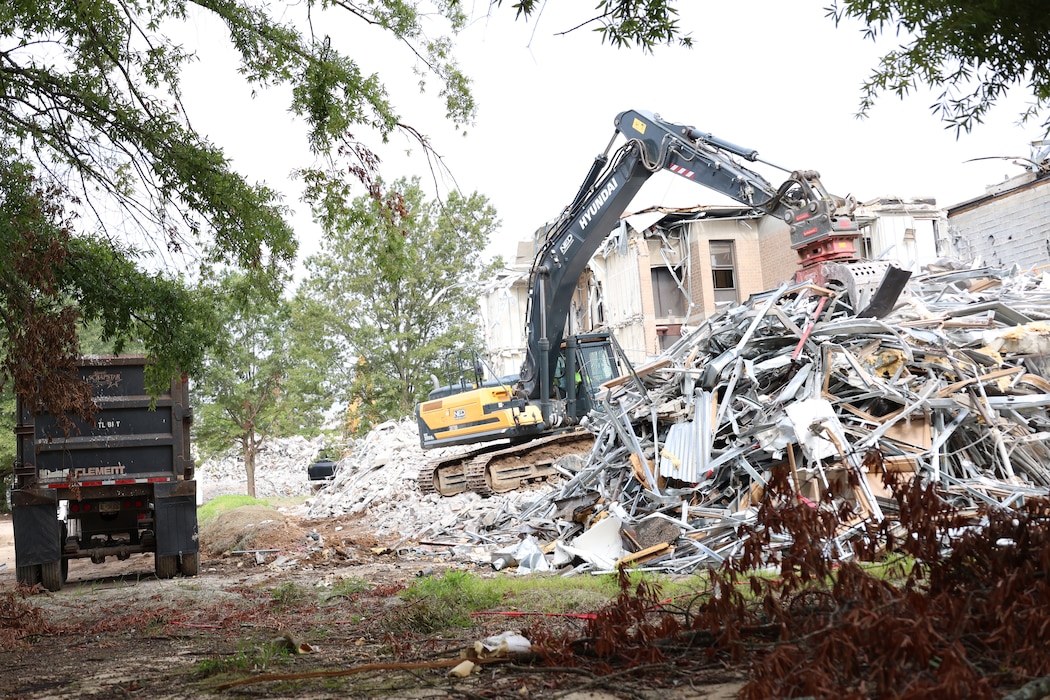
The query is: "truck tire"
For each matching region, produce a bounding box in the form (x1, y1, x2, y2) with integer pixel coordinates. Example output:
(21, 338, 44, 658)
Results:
(179, 552, 199, 577)
(16, 564, 40, 587)
(40, 561, 63, 592)
(155, 554, 178, 579)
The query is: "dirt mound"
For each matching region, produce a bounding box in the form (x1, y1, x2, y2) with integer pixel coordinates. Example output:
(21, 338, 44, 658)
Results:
(198, 506, 394, 562)
(199, 505, 307, 556)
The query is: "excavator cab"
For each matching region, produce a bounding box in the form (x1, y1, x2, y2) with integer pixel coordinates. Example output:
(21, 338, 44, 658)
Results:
(555, 332, 621, 420)
(424, 348, 493, 398)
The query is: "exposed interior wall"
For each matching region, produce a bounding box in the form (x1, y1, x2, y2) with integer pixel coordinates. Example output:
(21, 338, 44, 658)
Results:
(594, 227, 650, 364)
(478, 271, 529, 379)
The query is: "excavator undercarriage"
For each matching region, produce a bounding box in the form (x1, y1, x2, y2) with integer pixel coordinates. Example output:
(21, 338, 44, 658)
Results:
(417, 429, 594, 497)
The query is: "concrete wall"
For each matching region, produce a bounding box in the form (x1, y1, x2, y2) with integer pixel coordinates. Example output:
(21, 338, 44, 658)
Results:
(948, 175, 1050, 270)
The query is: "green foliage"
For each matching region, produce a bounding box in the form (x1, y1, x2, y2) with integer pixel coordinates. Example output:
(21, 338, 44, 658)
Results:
(827, 0, 1050, 133)
(323, 577, 372, 601)
(0, 383, 12, 512)
(0, 0, 476, 413)
(0, 152, 215, 412)
(194, 639, 291, 679)
(300, 177, 499, 432)
(270, 581, 307, 609)
(193, 272, 329, 467)
(392, 569, 504, 632)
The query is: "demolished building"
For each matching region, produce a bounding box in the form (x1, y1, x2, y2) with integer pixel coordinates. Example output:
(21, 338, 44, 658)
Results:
(479, 200, 947, 379)
(947, 142, 1050, 270)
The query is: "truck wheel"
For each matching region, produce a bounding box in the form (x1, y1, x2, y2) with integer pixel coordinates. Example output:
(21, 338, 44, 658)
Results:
(179, 552, 199, 577)
(154, 554, 178, 579)
(16, 564, 40, 587)
(40, 561, 63, 592)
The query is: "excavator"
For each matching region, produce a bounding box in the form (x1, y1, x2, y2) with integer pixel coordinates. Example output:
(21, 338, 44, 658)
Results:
(416, 108, 860, 497)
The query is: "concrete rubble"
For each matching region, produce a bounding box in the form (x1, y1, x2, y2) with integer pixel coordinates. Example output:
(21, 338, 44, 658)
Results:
(196, 435, 329, 501)
(221, 261, 1050, 576)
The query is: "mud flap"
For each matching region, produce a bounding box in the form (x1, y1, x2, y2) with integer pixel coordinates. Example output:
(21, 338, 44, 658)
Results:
(154, 480, 199, 557)
(11, 491, 60, 568)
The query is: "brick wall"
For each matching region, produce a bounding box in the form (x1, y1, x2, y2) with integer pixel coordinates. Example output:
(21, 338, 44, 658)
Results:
(684, 216, 797, 316)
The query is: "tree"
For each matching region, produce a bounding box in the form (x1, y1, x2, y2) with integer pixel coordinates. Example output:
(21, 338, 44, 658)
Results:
(301, 177, 498, 432)
(0, 0, 475, 409)
(192, 273, 329, 496)
(0, 383, 14, 512)
(826, 1, 1050, 134)
(0, 150, 214, 409)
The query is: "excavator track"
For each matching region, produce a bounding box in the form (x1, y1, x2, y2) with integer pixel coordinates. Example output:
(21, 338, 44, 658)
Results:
(418, 430, 595, 497)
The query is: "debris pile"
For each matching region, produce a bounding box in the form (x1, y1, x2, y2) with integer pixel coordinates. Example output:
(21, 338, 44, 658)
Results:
(196, 435, 328, 500)
(307, 421, 539, 548)
(525, 264, 1050, 573)
(304, 263, 1050, 576)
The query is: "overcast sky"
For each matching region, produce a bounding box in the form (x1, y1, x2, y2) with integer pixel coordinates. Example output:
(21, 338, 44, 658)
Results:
(176, 2, 1046, 272)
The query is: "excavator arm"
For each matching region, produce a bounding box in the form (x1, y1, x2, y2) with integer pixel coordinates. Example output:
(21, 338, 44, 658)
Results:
(519, 109, 857, 403)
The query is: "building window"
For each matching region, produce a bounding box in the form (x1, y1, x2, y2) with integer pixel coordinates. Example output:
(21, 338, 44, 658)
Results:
(710, 240, 737, 304)
(651, 265, 687, 318)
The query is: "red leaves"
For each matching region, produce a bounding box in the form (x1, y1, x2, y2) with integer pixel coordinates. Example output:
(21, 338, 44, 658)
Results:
(525, 466, 1050, 696)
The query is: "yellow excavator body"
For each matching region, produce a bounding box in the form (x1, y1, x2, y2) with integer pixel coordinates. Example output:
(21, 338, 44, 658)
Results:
(416, 384, 545, 450)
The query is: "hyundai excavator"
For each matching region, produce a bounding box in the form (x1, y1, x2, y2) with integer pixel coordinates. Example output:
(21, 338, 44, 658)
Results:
(415, 108, 860, 497)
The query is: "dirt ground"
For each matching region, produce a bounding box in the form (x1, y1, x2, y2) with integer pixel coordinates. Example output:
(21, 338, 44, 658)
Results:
(0, 512, 745, 699)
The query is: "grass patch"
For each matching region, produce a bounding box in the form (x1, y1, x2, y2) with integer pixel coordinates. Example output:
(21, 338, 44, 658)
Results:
(197, 494, 308, 525)
(270, 581, 307, 610)
(197, 495, 271, 524)
(195, 640, 292, 679)
(382, 569, 720, 636)
(322, 576, 371, 602)
(388, 569, 504, 634)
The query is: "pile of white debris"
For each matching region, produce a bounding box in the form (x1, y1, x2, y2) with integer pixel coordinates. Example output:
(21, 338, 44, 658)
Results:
(195, 434, 329, 501)
(195, 421, 550, 553)
(304, 420, 549, 546)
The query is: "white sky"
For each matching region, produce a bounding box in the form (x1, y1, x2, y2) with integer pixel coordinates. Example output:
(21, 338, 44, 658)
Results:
(175, 2, 1046, 273)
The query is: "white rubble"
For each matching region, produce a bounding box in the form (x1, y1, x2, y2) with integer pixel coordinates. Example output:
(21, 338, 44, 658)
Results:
(304, 419, 556, 546)
(196, 434, 329, 501)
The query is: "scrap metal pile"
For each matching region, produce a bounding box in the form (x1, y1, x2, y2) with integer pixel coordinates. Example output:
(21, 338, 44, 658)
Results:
(511, 262, 1050, 575)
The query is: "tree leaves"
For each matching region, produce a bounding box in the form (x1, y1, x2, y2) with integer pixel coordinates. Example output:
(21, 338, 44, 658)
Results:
(300, 176, 497, 432)
(0, 0, 474, 411)
(827, 0, 1050, 134)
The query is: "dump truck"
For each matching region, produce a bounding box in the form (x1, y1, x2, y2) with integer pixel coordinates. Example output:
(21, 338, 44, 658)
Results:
(10, 355, 198, 591)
